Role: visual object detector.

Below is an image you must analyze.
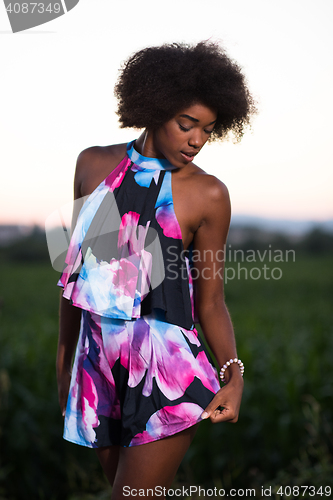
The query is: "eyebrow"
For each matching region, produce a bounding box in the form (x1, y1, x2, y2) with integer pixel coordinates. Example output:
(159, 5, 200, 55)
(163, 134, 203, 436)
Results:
(179, 114, 217, 125)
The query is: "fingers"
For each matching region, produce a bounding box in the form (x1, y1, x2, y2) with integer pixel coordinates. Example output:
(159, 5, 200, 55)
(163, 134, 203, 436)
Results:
(201, 404, 238, 423)
(201, 388, 241, 423)
(58, 387, 69, 417)
(209, 405, 239, 423)
(59, 393, 67, 417)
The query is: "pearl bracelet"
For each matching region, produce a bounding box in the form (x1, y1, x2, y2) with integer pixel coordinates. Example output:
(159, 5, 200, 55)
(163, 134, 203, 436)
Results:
(219, 358, 244, 383)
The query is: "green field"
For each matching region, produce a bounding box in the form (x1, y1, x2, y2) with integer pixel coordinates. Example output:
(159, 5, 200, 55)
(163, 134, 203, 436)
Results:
(0, 255, 332, 499)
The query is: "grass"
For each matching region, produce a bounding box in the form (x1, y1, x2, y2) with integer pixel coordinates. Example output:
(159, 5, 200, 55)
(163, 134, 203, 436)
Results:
(0, 255, 332, 499)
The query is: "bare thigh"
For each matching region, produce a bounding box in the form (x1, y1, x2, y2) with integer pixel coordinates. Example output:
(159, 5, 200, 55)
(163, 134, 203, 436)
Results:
(96, 423, 199, 499)
(95, 445, 120, 486)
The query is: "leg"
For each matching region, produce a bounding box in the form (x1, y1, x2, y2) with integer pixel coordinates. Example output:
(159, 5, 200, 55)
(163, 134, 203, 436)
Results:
(111, 423, 199, 500)
(95, 445, 120, 486)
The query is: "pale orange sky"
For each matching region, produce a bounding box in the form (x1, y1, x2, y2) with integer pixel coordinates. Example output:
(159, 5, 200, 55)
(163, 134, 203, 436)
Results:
(1, 0, 332, 226)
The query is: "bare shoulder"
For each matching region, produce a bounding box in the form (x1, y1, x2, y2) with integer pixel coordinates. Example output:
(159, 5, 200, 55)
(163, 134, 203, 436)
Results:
(188, 164, 230, 217)
(76, 143, 127, 175)
(197, 169, 229, 201)
(74, 143, 128, 198)
(77, 143, 127, 163)
(186, 165, 231, 251)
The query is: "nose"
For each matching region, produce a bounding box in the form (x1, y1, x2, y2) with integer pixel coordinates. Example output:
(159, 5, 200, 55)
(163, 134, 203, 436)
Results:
(188, 129, 205, 149)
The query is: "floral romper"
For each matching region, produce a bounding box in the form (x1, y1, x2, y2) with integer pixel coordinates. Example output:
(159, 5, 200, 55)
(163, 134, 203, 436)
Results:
(58, 140, 220, 448)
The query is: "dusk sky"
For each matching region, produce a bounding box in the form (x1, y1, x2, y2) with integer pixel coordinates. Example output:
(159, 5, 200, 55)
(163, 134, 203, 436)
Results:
(1, 0, 332, 227)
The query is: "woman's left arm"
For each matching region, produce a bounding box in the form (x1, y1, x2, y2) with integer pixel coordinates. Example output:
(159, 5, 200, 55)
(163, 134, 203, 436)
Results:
(193, 176, 244, 424)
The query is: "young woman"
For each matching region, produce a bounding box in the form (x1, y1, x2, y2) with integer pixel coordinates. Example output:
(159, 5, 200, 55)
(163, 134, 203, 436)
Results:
(56, 41, 256, 498)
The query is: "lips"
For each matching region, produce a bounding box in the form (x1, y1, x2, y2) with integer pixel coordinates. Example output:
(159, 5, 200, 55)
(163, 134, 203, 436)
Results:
(180, 151, 197, 162)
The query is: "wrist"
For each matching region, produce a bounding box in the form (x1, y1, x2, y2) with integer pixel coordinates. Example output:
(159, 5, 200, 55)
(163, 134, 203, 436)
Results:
(225, 368, 244, 385)
(219, 357, 244, 384)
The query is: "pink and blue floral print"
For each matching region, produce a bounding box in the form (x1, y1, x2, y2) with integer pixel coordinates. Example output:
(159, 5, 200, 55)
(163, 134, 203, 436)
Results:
(58, 140, 196, 330)
(60, 141, 220, 448)
(64, 309, 220, 448)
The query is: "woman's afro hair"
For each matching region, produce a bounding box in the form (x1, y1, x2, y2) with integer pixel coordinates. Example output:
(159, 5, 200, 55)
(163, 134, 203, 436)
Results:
(114, 41, 257, 142)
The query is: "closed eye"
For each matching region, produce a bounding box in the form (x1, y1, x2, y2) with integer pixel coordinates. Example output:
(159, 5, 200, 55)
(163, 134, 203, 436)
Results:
(179, 124, 190, 132)
(179, 123, 214, 134)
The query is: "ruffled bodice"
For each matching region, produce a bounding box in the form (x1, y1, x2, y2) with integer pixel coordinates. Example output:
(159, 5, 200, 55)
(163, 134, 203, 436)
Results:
(58, 140, 197, 330)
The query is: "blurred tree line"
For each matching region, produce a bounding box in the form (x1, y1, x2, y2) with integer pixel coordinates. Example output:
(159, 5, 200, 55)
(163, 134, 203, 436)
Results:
(0, 225, 333, 263)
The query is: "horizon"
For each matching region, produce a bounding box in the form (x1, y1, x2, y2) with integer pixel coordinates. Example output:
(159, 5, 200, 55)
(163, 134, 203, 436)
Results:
(1, 213, 332, 230)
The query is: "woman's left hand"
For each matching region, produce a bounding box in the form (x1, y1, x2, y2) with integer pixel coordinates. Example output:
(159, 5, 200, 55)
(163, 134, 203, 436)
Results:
(201, 375, 244, 423)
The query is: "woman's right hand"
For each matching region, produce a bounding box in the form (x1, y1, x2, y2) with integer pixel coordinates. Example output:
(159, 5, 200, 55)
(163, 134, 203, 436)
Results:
(57, 368, 71, 417)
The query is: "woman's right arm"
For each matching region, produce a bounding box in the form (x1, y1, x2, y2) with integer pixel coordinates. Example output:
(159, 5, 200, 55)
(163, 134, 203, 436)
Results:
(56, 144, 124, 415)
(56, 148, 90, 416)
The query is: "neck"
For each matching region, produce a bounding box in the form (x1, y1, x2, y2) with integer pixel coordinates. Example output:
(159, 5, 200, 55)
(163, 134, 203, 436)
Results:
(135, 129, 165, 159)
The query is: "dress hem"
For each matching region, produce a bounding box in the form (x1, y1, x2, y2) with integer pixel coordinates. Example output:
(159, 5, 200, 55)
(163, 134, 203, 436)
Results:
(63, 415, 204, 449)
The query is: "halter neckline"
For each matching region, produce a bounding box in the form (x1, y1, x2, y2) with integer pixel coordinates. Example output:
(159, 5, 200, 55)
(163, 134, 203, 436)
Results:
(127, 140, 177, 171)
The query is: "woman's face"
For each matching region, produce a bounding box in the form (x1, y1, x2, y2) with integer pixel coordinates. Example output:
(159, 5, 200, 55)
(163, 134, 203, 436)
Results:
(150, 102, 217, 168)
